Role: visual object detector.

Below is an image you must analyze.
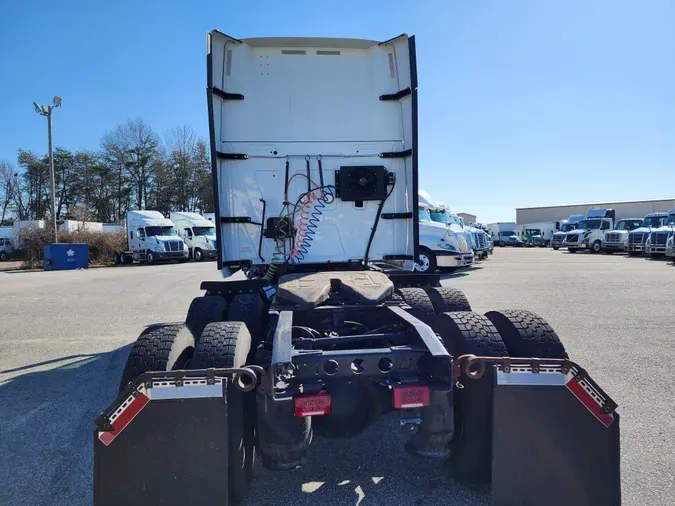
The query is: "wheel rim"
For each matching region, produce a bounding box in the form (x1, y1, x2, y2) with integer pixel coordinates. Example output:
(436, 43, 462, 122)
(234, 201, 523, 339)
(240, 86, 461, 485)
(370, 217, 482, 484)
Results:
(415, 254, 430, 272)
(195, 250, 202, 260)
(593, 243, 600, 252)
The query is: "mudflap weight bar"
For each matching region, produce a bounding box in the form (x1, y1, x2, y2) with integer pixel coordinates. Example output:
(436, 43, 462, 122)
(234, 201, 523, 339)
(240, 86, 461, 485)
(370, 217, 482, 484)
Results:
(455, 355, 621, 506)
(93, 367, 262, 506)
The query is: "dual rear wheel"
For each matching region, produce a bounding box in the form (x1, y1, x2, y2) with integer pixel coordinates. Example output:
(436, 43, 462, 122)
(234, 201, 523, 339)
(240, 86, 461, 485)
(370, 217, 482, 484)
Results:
(397, 286, 567, 483)
(119, 293, 267, 504)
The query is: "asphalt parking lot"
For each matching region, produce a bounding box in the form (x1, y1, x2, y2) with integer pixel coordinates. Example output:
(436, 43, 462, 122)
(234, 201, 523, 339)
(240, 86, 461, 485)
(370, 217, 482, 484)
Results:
(1, 248, 674, 505)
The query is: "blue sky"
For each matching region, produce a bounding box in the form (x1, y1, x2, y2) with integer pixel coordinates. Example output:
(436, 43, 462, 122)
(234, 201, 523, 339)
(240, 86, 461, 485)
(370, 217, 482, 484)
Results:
(1, 0, 673, 223)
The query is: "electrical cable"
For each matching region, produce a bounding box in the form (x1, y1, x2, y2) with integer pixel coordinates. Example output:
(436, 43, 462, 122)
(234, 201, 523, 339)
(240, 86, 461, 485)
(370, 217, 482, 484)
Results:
(363, 175, 396, 266)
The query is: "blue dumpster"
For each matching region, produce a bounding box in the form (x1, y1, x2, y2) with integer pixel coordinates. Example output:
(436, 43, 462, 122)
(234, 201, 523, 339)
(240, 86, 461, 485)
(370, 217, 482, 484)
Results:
(44, 243, 89, 271)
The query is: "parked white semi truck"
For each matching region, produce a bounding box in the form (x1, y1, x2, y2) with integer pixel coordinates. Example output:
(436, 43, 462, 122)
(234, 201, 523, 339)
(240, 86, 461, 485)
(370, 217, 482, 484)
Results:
(565, 209, 615, 253)
(170, 212, 218, 261)
(626, 212, 668, 256)
(645, 209, 675, 257)
(114, 210, 188, 265)
(418, 191, 478, 263)
(415, 202, 474, 272)
(601, 218, 643, 253)
(667, 231, 675, 260)
(550, 214, 584, 250)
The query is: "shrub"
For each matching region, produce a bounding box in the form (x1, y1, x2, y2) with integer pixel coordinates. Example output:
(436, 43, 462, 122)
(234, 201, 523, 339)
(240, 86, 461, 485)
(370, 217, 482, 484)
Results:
(19, 227, 126, 268)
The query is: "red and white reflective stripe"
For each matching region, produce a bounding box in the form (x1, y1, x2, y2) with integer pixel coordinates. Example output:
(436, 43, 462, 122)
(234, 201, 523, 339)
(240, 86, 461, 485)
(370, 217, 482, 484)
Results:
(98, 392, 150, 446)
(565, 373, 614, 428)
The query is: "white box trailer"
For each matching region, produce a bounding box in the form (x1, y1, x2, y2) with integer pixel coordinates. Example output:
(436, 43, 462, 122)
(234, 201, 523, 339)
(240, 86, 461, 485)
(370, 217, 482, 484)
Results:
(170, 212, 217, 261)
(516, 221, 561, 247)
(486, 222, 521, 246)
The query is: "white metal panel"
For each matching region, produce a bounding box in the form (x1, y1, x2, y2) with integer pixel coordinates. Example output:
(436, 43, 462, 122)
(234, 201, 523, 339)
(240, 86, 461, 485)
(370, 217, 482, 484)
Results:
(208, 33, 416, 268)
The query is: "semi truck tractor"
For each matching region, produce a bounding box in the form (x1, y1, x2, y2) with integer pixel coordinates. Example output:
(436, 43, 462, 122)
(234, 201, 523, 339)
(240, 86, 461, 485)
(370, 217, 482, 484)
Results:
(113, 210, 188, 264)
(645, 209, 675, 257)
(550, 214, 584, 250)
(601, 218, 643, 253)
(170, 211, 218, 261)
(416, 203, 474, 272)
(93, 31, 620, 506)
(565, 208, 615, 253)
(627, 212, 668, 256)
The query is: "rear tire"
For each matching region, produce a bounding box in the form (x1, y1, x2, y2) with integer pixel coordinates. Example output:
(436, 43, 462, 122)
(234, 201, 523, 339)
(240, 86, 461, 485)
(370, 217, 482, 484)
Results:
(113, 252, 121, 265)
(228, 294, 268, 357)
(396, 287, 436, 325)
(424, 286, 471, 313)
(185, 295, 228, 340)
(628, 251, 640, 257)
(191, 322, 253, 505)
(568, 248, 577, 253)
(433, 312, 507, 483)
(118, 324, 195, 394)
(484, 310, 568, 359)
(552, 247, 559, 250)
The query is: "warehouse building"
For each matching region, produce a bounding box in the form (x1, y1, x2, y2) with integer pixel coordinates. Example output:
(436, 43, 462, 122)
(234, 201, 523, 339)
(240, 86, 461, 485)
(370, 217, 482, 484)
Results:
(458, 212, 477, 224)
(516, 198, 675, 225)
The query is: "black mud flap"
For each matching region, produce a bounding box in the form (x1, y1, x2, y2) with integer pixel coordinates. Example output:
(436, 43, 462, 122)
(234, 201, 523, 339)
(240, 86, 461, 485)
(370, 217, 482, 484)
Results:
(489, 360, 621, 506)
(93, 368, 257, 506)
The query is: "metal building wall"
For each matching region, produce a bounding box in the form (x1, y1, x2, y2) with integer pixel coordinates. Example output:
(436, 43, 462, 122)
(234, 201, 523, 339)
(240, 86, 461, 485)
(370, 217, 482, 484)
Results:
(458, 212, 477, 224)
(516, 199, 675, 225)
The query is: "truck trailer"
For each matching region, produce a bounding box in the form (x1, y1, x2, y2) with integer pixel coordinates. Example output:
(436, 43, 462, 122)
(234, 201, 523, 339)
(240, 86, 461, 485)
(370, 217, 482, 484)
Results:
(93, 32, 621, 506)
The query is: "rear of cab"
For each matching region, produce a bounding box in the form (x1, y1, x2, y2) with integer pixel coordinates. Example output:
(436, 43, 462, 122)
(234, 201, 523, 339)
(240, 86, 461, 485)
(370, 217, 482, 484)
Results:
(208, 32, 418, 275)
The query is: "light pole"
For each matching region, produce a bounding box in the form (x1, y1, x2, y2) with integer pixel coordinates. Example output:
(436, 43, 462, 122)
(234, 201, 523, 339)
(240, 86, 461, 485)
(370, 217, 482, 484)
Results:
(33, 96, 62, 243)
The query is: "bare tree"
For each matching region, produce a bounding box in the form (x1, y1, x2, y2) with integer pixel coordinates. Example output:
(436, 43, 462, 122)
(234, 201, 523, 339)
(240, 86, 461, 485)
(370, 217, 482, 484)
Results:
(165, 125, 199, 211)
(0, 160, 19, 224)
(101, 118, 160, 210)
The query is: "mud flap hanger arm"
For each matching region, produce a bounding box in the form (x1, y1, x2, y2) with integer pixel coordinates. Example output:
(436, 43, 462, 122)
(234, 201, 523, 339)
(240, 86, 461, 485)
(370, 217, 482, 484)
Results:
(95, 366, 264, 432)
(453, 354, 618, 415)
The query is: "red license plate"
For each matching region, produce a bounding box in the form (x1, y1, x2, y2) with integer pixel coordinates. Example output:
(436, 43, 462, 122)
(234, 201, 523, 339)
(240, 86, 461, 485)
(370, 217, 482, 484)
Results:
(393, 385, 430, 409)
(294, 392, 331, 417)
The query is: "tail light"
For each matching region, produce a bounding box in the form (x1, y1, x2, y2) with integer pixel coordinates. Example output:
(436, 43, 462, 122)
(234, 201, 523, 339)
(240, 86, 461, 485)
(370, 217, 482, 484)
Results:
(393, 385, 430, 409)
(294, 392, 331, 417)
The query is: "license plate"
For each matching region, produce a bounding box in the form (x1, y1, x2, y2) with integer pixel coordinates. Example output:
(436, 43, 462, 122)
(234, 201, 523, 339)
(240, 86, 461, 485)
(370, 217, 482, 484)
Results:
(393, 385, 430, 409)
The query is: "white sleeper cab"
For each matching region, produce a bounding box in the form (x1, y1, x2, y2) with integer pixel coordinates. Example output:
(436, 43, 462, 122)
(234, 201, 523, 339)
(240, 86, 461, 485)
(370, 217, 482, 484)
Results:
(170, 212, 218, 261)
(114, 210, 188, 265)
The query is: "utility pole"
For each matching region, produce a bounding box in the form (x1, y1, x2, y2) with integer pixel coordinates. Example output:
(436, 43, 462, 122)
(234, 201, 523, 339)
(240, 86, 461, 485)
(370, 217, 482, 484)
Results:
(33, 96, 62, 242)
